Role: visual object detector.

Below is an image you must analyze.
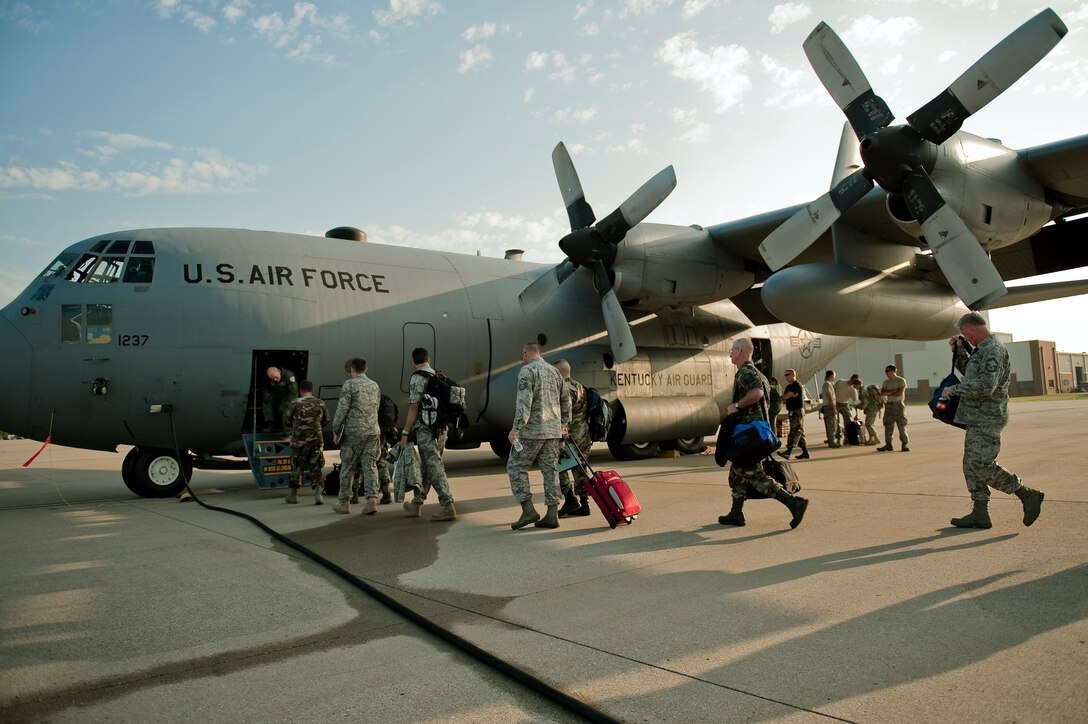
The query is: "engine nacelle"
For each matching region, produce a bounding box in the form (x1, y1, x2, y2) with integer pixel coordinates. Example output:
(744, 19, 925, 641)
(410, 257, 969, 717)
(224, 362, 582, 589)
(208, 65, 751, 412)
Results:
(611, 396, 721, 444)
(610, 224, 753, 311)
(762, 264, 965, 340)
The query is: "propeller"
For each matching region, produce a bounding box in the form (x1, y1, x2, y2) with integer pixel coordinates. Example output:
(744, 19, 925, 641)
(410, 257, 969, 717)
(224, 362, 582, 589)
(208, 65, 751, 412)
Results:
(759, 8, 1067, 309)
(518, 142, 677, 362)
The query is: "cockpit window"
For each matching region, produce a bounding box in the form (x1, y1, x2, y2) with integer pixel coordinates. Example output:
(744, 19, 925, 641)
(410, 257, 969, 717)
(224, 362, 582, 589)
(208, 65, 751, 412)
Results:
(132, 240, 154, 254)
(66, 254, 99, 282)
(41, 252, 77, 279)
(106, 239, 131, 255)
(123, 257, 155, 283)
(87, 256, 124, 284)
(91, 239, 111, 253)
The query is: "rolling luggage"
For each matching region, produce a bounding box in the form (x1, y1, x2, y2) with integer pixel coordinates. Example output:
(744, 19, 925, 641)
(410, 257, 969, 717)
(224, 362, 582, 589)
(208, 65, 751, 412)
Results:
(561, 438, 641, 529)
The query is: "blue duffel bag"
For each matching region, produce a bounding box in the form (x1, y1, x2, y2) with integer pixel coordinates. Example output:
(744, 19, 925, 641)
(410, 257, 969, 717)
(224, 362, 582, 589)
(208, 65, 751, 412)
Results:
(727, 419, 781, 467)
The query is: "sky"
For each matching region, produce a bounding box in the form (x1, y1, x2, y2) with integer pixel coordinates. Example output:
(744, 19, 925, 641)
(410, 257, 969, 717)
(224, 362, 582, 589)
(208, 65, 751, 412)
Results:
(2, 0, 1087, 350)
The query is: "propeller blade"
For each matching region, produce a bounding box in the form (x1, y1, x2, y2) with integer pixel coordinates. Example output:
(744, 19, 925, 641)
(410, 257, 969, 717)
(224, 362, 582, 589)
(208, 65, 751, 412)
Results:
(907, 8, 1067, 145)
(902, 167, 1007, 310)
(591, 261, 637, 363)
(758, 169, 873, 270)
(552, 142, 596, 230)
(803, 21, 894, 138)
(595, 165, 677, 245)
(518, 259, 577, 314)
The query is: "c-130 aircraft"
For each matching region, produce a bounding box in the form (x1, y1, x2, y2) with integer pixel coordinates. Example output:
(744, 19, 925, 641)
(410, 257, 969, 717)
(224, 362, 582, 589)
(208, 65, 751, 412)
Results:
(2, 8, 1087, 498)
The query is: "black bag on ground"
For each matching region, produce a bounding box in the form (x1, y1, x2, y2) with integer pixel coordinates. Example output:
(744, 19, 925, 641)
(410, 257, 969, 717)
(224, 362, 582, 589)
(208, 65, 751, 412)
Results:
(748, 456, 801, 498)
(323, 463, 341, 496)
(845, 419, 861, 445)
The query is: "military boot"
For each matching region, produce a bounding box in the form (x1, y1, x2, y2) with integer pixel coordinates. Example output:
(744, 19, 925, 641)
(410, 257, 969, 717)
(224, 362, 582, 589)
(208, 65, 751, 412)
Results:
(360, 498, 378, 515)
(717, 498, 745, 526)
(534, 504, 560, 529)
(951, 500, 991, 529)
(776, 448, 793, 460)
(558, 490, 582, 518)
(1015, 486, 1044, 527)
(379, 481, 393, 505)
(773, 489, 809, 529)
(430, 501, 457, 522)
(875, 444, 893, 452)
(403, 499, 422, 517)
(511, 499, 540, 530)
(795, 445, 810, 460)
(313, 485, 324, 505)
(572, 494, 591, 516)
(332, 499, 350, 514)
(285, 488, 298, 504)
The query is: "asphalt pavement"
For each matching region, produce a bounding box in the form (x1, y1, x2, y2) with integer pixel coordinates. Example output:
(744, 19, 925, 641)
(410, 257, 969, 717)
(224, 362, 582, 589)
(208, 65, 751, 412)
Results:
(1, 399, 1086, 723)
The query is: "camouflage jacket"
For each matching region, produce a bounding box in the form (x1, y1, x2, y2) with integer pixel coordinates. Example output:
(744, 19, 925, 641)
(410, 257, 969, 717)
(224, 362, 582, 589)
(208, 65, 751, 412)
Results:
(284, 395, 330, 446)
(732, 362, 769, 424)
(564, 376, 589, 446)
(950, 335, 1010, 428)
(333, 374, 381, 438)
(513, 357, 571, 439)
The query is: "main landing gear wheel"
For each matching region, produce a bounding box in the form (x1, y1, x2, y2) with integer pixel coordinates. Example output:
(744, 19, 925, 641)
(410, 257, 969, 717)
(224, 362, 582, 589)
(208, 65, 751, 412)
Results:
(489, 437, 513, 460)
(122, 447, 192, 498)
(607, 439, 660, 461)
(660, 437, 707, 455)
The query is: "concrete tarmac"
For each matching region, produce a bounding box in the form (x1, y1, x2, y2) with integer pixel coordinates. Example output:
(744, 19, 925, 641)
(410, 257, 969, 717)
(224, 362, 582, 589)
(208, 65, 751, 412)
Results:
(1, 399, 1086, 723)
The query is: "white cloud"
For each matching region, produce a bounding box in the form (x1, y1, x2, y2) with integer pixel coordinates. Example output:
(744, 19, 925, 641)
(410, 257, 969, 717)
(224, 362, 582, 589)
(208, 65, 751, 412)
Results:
(768, 3, 811, 34)
(155, 0, 215, 32)
(579, 23, 600, 37)
(0, 2, 54, 33)
(252, 3, 351, 64)
(841, 15, 920, 48)
(553, 106, 599, 123)
(679, 123, 710, 143)
(682, 0, 724, 20)
(759, 53, 826, 108)
(605, 138, 647, 154)
(373, 0, 444, 28)
(222, 0, 252, 24)
(615, 0, 676, 19)
(878, 54, 902, 77)
(523, 87, 536, 103)
(463, 22, 495, 41)
(937, 50, 957, 63)
(575, 1, 595, 20)
(657, 32, 752, 113)
(368, 209, 568, 260)
(525, 50, 575, 83)
(0, 135, 266, 196)
(671, 108, 710, 143)
(459, 44, 493, 73)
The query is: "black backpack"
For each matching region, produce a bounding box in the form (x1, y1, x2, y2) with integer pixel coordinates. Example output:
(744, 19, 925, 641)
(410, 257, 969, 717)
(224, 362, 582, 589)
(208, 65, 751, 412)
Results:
(378, 394, 400, 444)
(414, 370, 467, 433)
(585, 386, 611, 441)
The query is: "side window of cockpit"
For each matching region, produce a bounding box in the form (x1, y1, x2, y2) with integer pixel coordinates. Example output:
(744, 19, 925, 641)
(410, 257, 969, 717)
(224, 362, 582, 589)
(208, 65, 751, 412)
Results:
(66, 254, 98, 283)
(62, 304, 83, 344)
(123, 256, 155, 283)
(86, 304, 113, 345)
(41, 253, 76, 280)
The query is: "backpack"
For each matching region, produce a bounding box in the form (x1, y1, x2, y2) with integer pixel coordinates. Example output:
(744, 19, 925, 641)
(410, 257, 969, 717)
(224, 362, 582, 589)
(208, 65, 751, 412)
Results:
(865, 384, 885, 409)
(414, 370, 467, 433)
(585, 386, 612, 442)
(378, 394, 400, 444)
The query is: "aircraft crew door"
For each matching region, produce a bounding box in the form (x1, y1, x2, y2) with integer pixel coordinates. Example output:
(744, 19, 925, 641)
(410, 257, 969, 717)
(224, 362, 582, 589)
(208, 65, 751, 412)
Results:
(752, 338, 773, 379)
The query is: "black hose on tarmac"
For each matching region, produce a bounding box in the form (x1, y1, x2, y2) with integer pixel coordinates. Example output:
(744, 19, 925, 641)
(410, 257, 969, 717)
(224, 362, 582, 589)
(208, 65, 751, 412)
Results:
(168, 412, 618, 724)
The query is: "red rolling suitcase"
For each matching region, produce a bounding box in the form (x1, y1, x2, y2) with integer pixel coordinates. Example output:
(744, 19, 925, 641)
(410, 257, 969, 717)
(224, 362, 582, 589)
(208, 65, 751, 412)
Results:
(561, 439, 641, 528)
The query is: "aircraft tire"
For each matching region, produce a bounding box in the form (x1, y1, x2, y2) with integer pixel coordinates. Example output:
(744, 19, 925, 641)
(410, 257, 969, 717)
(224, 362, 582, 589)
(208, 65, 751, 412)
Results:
(123, 447, 192, 498)
(661, 436, 707, 455)
(607, 439, 660, 461)
(489, 437, 512, 460)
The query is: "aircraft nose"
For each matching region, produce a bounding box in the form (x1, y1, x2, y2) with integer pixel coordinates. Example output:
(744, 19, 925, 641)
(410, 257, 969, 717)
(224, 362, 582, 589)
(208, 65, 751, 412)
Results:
(0, 314, 31, 436)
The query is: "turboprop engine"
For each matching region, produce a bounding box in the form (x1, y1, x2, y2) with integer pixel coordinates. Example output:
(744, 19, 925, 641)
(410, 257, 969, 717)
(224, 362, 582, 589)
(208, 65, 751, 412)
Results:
(761, 264, 965, 340)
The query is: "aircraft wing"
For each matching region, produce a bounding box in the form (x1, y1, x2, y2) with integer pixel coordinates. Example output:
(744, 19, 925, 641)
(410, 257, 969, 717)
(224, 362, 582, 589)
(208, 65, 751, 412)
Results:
(1018, 133, 1088, 209)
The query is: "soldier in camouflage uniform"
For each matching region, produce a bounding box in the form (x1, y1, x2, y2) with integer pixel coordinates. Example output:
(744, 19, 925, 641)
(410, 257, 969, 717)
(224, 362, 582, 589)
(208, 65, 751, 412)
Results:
(398, 347, 456, 522)
(777, 369, 810, 459)
(283, 380, 330, 505)
(718, 339, 809, 529)
(508, 342, 571, 530)
(332, 357, 382, 515)
(940, 312, 1044, 529)
(262, 366, 298, 432)
(876, 364, 909, 452)
(821, 370, 841, 448)
(860, 382, 884, 445)
(554, 359, 591, 518)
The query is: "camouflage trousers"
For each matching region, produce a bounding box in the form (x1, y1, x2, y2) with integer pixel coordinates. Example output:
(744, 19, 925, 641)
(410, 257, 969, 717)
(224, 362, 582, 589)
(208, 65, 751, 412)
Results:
(863, 410, 880, 443)
(883, 401, 908, 446)
(559, 430, 591, 495)
(411, 425, 453, 506)
(508, 437, 562, 506)
(963, 424, 1021, 501)
(822, 405, 840, 443)
(350, 440, 393, 496)
(339, 434, 380, 502)
(290, 442, 325, 489)
(837, 403, 852, 439)
(728, 461, 785, 501)
(785, 409, 806, 451)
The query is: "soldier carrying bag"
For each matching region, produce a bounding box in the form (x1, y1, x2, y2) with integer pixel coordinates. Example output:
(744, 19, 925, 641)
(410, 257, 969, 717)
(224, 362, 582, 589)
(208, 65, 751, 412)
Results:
(930, 345, 970, 430)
